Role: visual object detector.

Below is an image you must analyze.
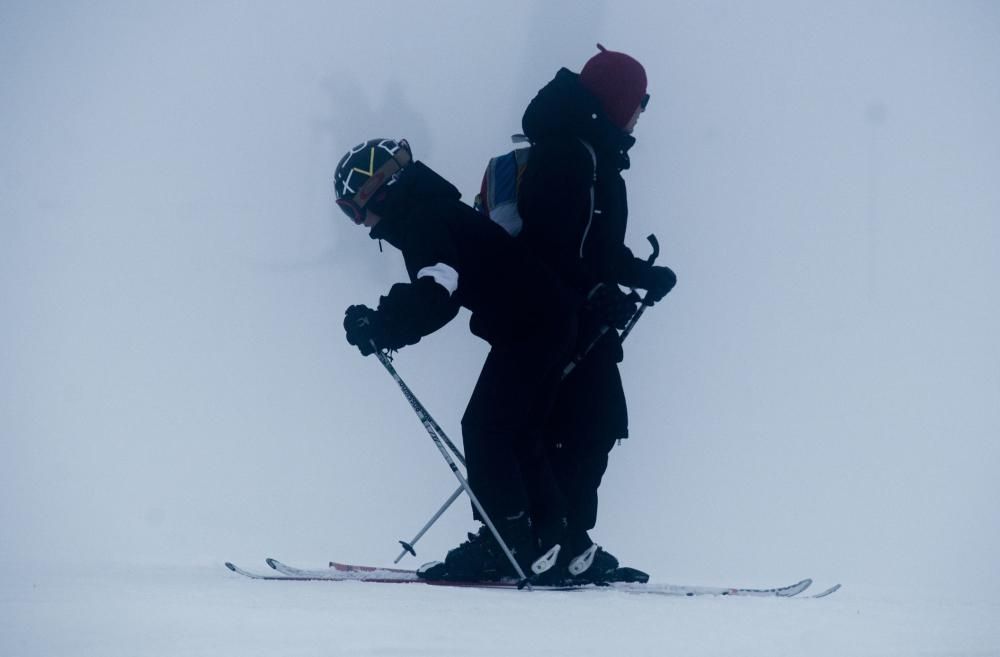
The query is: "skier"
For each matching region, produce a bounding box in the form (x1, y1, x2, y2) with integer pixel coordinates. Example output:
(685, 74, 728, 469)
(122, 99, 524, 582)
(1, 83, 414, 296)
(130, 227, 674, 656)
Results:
(515, 45, 677, 581)
(335, 138, 583, 581)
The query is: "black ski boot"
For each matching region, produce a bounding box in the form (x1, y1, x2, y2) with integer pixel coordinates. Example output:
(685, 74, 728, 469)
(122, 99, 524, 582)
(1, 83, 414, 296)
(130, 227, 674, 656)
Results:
(524, 517, 567, 585)
(561, 530, 648, 584)
(568, 544, 620, 582)
(427, 513, 538, 582)
(439, 525, 507, 581)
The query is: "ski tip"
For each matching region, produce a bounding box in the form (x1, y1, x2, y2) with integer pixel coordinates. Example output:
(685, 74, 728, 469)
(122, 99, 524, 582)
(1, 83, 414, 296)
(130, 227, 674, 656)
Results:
(812, 583, 842, 598)
(224, 562, 237, 572)
(265, 558, 279, 570)
(779, 578, 813, 597)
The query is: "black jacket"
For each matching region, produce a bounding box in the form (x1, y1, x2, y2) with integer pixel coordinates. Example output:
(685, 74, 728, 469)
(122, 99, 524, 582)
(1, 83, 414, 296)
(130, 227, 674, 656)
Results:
(517, 68, 653, 294)
(368, 161, 575, 348)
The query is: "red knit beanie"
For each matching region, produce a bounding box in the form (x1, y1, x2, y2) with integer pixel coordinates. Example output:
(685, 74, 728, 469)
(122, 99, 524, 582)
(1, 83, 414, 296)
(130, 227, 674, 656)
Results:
(579, 44, 647, 129)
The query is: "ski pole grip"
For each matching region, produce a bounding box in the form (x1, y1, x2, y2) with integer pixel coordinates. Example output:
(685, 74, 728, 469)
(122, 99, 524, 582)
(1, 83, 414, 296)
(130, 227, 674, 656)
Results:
(639, 234, 660, 305)
(618, 235, 661, 340)
(646, 234, 660, 265)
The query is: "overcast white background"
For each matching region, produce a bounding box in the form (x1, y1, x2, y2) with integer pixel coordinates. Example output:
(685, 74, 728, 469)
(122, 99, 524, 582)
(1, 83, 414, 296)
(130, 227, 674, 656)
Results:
(2, 0, 998, 604)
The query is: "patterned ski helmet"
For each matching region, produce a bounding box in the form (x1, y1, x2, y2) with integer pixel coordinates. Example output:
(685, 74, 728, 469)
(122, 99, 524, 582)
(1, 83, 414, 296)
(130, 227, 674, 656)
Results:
(334, 138, 412, 223)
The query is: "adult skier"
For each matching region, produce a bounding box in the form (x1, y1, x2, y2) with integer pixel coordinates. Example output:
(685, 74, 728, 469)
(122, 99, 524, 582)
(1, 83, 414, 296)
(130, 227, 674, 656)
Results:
(515, 45, 677, 581)
(335, 138, 582, 581)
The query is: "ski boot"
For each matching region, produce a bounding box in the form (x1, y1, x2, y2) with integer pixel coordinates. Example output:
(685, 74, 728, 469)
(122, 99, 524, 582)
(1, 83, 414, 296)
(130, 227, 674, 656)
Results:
(419, 513, 543, 582)
(519, 516, 568, 586)
(562, 531, 649, 584)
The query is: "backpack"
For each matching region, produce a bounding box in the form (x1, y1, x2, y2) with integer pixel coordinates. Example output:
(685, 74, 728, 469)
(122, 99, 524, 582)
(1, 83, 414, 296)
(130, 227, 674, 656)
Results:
(474, 135, 597, 249)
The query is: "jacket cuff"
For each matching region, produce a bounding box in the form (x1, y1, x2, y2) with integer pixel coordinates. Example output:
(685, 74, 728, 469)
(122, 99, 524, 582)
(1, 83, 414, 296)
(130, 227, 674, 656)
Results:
(617, 256, 651, 289)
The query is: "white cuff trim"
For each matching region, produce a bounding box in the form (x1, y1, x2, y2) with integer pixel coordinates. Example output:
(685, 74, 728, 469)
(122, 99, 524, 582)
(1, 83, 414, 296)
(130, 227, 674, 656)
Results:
(417, 262, 459, 296)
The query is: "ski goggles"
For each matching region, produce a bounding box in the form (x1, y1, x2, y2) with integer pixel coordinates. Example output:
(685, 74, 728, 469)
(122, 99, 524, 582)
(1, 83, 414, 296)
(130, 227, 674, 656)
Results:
(336, 144, 412, 225)
(336, 197, 368, 225)
(641, 93, 650, 111)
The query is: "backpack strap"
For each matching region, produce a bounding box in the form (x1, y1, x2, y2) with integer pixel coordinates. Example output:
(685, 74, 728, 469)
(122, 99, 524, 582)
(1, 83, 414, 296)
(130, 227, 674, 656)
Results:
(476, 138, 533, 236)
(476, 135, 597, 251)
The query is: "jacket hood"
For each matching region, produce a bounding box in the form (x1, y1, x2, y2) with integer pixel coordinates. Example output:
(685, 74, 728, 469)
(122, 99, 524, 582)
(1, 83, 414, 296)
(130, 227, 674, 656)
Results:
(521, 68, 636, 166)
(368, 161, 461, 246)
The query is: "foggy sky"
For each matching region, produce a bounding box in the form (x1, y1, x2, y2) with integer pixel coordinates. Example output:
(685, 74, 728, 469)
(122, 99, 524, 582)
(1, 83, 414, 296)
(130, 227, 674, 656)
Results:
(2, 1, 998, 592)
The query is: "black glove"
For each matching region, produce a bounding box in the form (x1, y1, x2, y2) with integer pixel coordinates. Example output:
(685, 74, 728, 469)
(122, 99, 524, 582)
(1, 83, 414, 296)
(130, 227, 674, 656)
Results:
(641, 265, 677, 305)
(343, 305, 382, 356)
(586, 283, 640, 330)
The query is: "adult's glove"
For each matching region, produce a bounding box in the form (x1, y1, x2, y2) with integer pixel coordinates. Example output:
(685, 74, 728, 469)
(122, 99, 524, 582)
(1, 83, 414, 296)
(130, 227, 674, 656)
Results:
(641, 265, 677, 306)
(586, 283, 640, 330)
(343, 304, 383, 356)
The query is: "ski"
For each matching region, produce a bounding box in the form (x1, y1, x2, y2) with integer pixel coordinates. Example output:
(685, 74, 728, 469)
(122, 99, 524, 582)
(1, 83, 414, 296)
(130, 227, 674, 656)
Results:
(315, 561, 819, 597)
(269, 558, 421, 581)
(225, 561, 322, 581)
(809, 583, 842, 598)
(224, 558, 836, 597)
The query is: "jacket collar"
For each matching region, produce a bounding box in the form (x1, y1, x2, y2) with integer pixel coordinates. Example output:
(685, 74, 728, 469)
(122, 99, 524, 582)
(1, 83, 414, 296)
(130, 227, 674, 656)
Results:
(368, 161, 461, 247)
(521, 68, 635, 170)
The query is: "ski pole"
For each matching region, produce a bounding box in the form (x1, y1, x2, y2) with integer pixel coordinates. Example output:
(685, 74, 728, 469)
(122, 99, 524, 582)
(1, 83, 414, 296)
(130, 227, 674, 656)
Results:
(391, 404, 466, 562)
(394, 485, 463, 563)
(618, 234, 660, 342)
(371, 343, 533, 588)
(396, 236, 662, 561)
(383, 357, 467, 562)
(562, 234, 659, 378)
(392, 403, 467, 562)
(382, 376, 466, 467)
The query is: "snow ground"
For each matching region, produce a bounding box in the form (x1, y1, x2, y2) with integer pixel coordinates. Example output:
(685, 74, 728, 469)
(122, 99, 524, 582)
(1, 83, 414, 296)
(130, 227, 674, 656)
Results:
(2, 561, 997, 657)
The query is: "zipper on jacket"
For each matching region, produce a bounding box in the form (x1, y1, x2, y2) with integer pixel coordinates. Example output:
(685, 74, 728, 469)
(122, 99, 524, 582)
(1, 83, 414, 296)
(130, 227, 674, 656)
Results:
(578, 139, 598, 259)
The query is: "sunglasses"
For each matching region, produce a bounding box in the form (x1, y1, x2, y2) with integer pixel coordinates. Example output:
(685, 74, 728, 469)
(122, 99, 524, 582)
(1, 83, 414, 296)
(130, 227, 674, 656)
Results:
(641, 93, 650, 111)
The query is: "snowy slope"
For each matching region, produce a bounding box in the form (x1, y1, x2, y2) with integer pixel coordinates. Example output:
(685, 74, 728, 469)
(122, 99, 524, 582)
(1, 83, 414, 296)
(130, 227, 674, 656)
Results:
(3, 561, 998, 657)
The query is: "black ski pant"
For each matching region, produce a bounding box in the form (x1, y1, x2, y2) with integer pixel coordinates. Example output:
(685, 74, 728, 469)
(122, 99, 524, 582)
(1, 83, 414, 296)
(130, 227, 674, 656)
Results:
(544, 330, 628, 541)
(460, 313, 576, 542)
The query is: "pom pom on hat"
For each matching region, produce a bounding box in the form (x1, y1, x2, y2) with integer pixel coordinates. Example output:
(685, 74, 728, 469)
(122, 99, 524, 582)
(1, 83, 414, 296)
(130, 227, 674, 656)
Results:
(579, 44, 647, 129)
